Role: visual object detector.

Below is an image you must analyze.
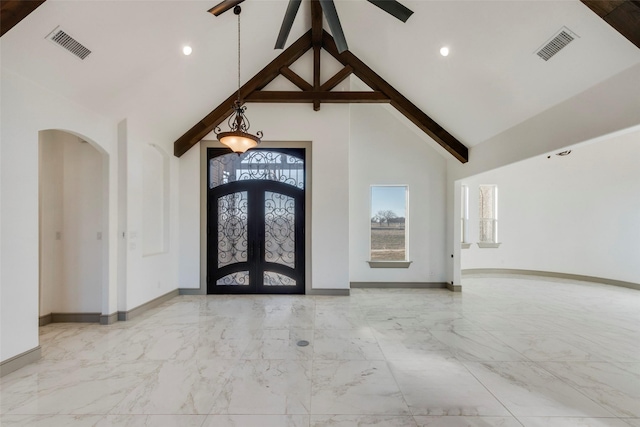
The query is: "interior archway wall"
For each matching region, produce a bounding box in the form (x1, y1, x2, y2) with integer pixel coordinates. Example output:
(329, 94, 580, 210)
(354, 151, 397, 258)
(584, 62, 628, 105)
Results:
(1, 69, 118, 364)
(39, 130, 106, 318)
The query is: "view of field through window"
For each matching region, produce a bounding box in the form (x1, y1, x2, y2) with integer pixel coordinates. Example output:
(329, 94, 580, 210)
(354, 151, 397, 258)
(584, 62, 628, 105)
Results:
(370, 186, 407, 261)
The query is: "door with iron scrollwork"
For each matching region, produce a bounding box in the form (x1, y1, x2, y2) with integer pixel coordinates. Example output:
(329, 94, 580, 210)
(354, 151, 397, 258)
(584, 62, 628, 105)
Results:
(207, 148, 305, 294)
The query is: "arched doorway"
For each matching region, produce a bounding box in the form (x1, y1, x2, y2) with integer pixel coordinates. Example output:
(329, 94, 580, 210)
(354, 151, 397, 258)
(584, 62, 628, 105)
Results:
(38, 130, 107, 323)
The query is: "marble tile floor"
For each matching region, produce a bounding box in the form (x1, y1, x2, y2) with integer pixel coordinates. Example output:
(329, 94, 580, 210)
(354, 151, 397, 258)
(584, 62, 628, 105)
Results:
(1, 276, 639, 426)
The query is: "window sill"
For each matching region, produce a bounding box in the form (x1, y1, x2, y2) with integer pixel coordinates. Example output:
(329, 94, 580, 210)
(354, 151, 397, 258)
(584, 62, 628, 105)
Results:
(461, 243, 472, 249)
(477, 242, 501, 248)
(367, 261, 412, 269)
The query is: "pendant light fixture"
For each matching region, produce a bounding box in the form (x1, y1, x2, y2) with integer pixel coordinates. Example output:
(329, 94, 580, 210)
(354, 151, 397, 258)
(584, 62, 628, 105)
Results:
(215, 5, 262, 153)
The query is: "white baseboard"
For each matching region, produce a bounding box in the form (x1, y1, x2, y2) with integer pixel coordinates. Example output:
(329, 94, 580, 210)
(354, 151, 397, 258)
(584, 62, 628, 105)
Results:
(462, 268, 640, 291)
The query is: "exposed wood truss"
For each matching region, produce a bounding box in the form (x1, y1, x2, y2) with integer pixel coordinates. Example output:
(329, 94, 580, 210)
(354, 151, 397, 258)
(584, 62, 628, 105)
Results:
(174, 2, 468, 163)
(580, 1, 640, 50)
(321, 31, 469, 164)
(173, 31, 312, 157)
(1, 0, 47, 37)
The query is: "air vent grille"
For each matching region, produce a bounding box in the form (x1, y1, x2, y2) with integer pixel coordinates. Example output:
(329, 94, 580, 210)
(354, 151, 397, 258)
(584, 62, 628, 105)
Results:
(536, 28, 576, 61)
(46, 27, 91, 60)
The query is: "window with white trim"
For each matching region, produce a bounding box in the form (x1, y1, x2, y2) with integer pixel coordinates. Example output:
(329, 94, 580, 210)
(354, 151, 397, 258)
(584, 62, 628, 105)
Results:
(461, 185, 469, 244)
(479, 185, 498, 244)
(370, 185, 408, 261)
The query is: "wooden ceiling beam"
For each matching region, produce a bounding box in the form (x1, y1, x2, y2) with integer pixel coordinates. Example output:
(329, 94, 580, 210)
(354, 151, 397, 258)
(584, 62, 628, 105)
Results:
(245, 91, 389, 103)
(321, 30, 468, 163)
(280, 66, 313, 91)
(311, 0, 323, 110)
(311, 0, 323, 45)
(580, 1, 640, 49)
(1, 0, 47, 37)
(320, 65, 353, 91)
(174, 31, 312, 157)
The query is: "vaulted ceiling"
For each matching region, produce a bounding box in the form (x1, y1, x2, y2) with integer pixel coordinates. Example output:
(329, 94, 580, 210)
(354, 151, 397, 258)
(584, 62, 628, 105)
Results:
(2, 0, 639, 159)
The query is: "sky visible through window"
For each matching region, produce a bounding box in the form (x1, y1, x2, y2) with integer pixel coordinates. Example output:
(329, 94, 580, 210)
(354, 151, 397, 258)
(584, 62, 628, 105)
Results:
(371, 186, 406, 217)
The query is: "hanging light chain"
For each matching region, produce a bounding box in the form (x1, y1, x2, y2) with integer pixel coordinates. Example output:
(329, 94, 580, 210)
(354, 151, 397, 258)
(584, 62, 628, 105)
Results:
(215, 4, 263, 153)
(237, 7, 241, 103)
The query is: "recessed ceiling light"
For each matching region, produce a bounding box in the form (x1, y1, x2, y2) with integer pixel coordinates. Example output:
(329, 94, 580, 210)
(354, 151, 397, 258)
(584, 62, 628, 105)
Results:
(440, 46, 449, 57)
(183, 46, 192, 56)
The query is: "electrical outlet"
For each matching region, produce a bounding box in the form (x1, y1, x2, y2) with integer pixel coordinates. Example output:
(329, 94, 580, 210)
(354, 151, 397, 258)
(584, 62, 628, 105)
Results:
(55, 231, 61, 240)
(97, 232, 102, 240)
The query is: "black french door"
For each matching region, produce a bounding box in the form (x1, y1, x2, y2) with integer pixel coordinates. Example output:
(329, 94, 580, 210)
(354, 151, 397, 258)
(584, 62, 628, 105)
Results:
(207, 148, 305, 294)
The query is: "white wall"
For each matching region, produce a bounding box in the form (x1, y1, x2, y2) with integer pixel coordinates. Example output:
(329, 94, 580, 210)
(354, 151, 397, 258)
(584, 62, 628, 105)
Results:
(349, 105, 447, 283)
(39, 131, 103, 315)
(460, 128, 640, 285)
(178, 145, 200, 289)
(446, 63, 640, 287)
(122, 118, 180, 310)
(38, 134, 64, 316)
(61, 135, 104, 312)
(179, 103, 351, 290)
(1, 70, 117, 362)
(142, 144, 167, 255)
(117, 121, 128, 313)
(448, 64, 640, 182)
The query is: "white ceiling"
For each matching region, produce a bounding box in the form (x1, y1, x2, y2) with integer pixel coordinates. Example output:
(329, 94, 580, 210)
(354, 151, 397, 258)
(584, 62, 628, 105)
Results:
(1, 0, 639, 150)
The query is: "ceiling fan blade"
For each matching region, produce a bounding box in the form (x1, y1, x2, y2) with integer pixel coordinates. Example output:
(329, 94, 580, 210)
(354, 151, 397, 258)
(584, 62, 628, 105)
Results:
(208, 0, 244, 16)
(274, 0, 302, 49)
(366, 0, 413, 23)
(319, 0, 348, 53)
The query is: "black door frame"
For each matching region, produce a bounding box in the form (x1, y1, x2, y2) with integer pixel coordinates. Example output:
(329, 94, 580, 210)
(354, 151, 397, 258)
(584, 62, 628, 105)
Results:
(206, 147, 306, 294)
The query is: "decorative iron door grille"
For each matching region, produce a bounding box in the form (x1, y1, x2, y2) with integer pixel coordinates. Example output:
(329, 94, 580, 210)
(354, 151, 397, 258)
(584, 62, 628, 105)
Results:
(207, 148, 305, 294)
